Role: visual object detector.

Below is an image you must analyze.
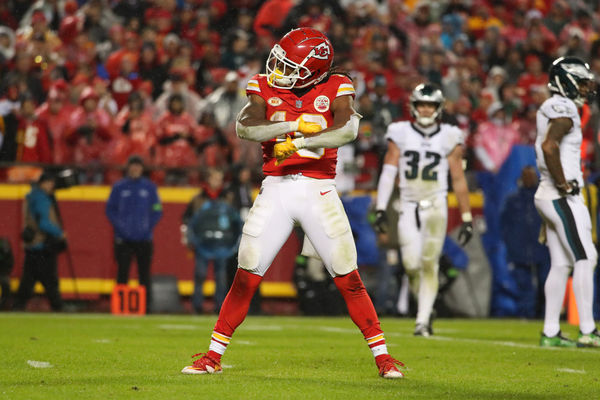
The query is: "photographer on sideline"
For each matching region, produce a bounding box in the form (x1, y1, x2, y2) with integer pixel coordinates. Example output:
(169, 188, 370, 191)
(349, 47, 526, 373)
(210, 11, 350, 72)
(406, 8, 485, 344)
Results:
(14, 171, 66, 311)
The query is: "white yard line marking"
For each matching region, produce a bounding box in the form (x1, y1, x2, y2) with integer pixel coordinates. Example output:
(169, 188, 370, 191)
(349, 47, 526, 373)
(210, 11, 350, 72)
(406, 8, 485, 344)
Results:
(556, 368, 586, 374)
(319, 327, 357, 334)
(388, 332, 600, 354)
(157, 324, 197, 330)
(235, 340, 255, 345)
(27, 360, 52, 368)
(92, 339, 112, 343)
(243, 325, 283, 331)
(316, 326, 599, 354)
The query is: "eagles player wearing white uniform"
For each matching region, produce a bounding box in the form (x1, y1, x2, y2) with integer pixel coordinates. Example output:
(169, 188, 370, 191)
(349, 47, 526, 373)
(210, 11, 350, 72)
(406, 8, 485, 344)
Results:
(374, 84, 473, 336)
(535, 57, 600, 347)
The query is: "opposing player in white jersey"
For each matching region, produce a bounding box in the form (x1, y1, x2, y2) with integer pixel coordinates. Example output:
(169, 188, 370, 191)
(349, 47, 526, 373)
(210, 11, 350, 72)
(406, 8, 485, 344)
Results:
(181, 28, 404, 378)
(534, 56, 600, 347)
(374, 83, 473, 336)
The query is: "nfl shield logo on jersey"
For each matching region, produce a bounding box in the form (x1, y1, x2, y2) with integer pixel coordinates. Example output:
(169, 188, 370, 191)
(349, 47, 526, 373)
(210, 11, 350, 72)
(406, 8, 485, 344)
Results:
(295, 100, 303, 108)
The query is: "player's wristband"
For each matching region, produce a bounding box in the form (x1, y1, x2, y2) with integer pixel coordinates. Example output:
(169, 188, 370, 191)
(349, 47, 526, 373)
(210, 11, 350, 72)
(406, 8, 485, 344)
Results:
(461, 212, 473, 223)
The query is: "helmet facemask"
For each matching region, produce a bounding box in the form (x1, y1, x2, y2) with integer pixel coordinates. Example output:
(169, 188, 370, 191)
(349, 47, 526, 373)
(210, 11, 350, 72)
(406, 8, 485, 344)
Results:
(266, 44, 313, 89)
(409, 84, 445, 127)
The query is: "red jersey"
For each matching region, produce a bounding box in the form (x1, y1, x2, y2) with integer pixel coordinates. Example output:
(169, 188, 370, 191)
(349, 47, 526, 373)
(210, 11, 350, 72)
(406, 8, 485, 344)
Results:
(16, 118, 51, 163)
(246, 73, 356, 179)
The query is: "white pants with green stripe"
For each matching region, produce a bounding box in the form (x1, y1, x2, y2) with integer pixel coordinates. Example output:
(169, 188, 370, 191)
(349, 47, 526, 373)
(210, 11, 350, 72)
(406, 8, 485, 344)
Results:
(535, 194, 598, 335)
(535, 194, 597, 267)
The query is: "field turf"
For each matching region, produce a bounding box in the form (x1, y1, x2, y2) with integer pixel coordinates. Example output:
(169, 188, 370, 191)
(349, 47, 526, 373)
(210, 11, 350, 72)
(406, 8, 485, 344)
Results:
(0, 314, 598, 399)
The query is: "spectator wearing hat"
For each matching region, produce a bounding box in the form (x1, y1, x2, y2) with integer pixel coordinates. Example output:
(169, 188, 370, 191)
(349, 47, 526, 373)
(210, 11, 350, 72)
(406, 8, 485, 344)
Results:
(14, 170, 66, 311)
(106, 155, 162, 310)
(35, 81, 77, 164)
(65, 86, 115, 166)
(109, 54, 141, 110)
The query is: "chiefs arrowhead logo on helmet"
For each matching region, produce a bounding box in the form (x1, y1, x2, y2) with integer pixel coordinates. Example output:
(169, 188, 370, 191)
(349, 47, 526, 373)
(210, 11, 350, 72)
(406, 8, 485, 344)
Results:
(266, 28, 334, 89)
(311, 42, 331, 60)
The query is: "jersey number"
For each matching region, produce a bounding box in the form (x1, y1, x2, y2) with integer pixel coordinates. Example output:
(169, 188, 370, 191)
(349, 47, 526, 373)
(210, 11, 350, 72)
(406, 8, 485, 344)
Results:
(270, 111, 326, 159)
(403, 151, 441, 181)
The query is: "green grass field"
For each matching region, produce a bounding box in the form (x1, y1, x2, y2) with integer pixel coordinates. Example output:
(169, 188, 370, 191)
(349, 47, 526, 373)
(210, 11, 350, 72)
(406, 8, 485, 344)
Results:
(0, 314, 598, 400)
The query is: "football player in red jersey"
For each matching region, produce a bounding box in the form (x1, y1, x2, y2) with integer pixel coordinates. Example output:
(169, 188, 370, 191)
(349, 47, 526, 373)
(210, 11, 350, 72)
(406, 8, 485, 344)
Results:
(181, 28, 404, 379)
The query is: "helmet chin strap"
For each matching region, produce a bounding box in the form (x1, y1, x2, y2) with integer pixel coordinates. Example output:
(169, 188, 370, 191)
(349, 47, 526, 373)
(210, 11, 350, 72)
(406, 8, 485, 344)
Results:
(416, 110, 440, 127)
(416, 116, 436, 126)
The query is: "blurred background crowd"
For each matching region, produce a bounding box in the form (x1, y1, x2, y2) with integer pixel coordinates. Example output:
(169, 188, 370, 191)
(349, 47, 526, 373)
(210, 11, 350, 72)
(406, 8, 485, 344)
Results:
(2, 0, 600, 188)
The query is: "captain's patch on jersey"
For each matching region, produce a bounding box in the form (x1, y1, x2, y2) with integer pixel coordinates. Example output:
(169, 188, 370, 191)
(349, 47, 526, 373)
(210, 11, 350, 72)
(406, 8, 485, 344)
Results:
(268, 97, 283, 106)
(314, 95, 330, 112)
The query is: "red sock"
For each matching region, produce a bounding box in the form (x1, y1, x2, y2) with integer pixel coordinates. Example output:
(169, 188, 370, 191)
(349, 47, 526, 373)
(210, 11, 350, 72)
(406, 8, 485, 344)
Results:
(208, 269, 262, 361)
(334, 270, 389, 358)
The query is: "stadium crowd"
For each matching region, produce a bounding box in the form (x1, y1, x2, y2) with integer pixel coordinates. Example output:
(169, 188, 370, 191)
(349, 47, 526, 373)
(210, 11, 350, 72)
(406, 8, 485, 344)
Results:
(1, 0, 600, 186)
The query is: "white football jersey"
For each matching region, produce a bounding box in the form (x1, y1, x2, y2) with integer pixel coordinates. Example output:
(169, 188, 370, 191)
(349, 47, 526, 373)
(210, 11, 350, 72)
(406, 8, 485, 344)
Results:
(385, 121, 464, 202)
(534, 94, 583, 200)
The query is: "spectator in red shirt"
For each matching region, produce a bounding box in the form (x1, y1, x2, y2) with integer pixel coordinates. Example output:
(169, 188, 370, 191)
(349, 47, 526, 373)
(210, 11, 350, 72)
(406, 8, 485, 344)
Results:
(517, 54, 548, 104)
(15, 93, 51, 163)
(35, 84, 76, 164)
(155, 93, 202, 169)
(105, 31, 140, 79)
(65, 86, 114, 165)
(112, 91, 156, 166)
(110, 54, 141, 110)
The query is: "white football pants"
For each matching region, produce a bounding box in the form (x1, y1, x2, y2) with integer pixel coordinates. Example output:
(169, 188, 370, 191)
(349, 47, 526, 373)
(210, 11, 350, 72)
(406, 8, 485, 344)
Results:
(535, 195, 597, 335)
(397, 196, 448, 325)
(237, 175, 358, 278)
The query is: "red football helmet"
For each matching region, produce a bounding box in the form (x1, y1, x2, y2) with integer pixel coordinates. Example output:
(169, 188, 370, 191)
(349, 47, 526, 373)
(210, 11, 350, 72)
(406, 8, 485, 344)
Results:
(266, 28, 334, 89)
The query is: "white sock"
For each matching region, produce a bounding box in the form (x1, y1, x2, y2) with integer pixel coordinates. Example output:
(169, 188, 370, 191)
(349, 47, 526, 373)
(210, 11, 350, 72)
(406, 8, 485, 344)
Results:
(543, 264, 570, 337)
(416, 259, 439, 326)
(573, 259, 596, 334)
